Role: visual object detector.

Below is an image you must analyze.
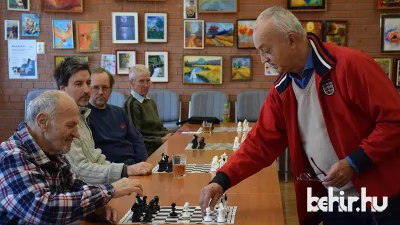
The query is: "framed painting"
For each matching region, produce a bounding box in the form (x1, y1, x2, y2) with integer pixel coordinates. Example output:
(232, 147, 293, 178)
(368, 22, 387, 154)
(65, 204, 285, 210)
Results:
(300, 20, 323, 39)
(237, 19, 256, 49)
(265, 62, 279, 76)
(145, 51, 168, 82)
(101, 54, 116, 75)
(4, 20, 19, 40)
(198, 0, 237, 13)
(183, 55, 223, 84)
(184, 0, 197, 19)
(54, 56, 88, 68)
(145, 13, 167, 42)
(112, 12, 139, 44)
(380, 14, 400, 53)
(116, 50, 136, 75)
(378, 0, 400, 9)
(396, 59, 400, 87)
(42, 0, 83, 13)
(231, 56, 251, 81)
(75, 21, 100, 52)
(184, 20, 204, 49)
(287, 0, 326, 11)
(52, 20, 74, 49)
(205, 22, 234, 47)
(22, 14, 40, 37)
(323, 20, 347, 46)
(8, 0, 30, 11)
(373, 57, 393, 80)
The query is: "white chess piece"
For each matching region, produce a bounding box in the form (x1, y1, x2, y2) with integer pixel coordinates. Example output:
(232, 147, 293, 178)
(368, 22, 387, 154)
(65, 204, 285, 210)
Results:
(210, 156, 219, 172)
(217, 203, 226, 223)
(243, 119, 249, 132)
(219, 158, 225, 168)
(221, 152, 227, 162)
(233, 136, 240, 151)
(182, 202, 190, 218)
(237, 121, 242, 132)
(203, 207, 212, 222)
(241, 132, 247, 143)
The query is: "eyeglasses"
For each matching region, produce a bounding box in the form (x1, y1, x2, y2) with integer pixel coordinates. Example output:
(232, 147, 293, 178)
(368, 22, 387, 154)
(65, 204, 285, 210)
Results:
(91, 85, 111, 92)
(289, 157, 326, 182)
(135, 80, 152, 85)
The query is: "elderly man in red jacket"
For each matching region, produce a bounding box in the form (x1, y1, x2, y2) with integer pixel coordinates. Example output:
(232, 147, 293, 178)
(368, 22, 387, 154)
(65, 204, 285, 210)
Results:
(200, 6, 400, 225)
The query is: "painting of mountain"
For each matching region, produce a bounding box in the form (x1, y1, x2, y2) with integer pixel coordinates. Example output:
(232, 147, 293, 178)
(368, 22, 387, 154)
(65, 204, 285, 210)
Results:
(183, 55, 223, 84)
(205, 22, 234, 47)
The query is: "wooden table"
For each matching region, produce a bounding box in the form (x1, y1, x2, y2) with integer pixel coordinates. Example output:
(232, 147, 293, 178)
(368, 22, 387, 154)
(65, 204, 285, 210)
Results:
(82, 123, 285, 225)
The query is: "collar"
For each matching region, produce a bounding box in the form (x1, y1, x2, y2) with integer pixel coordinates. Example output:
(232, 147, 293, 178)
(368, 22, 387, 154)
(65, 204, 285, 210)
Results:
(131, 90, 150, 103)
(303, 48, 314, 71)
(79, 106, 91, 118)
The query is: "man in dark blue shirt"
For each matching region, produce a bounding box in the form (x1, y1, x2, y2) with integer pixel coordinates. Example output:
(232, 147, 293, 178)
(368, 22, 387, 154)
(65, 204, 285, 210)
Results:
(87, 67, 152, 174)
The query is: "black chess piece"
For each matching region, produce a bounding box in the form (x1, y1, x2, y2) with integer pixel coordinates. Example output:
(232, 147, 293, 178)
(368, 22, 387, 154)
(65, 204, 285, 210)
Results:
(142, 196, 148, 211)
(154, 196, 160, 211)
(149, 199, 156, 214)
(131, 201, 143, 222)
(198, 137, 206, 149)
(158, 153, 168, 172)
(166, 160, 173, 172)
(142, 206, 153, 222)
(192, 134, 199, 149)
(170, 202, 178, 217)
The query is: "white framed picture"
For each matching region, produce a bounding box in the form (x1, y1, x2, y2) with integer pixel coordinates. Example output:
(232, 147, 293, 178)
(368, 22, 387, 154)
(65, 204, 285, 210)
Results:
(116, 50, 136, 75)
(264, 62, 279, 76)
(101, 54, 116, 75)
(145, 13, 167, 43)
(4, 20, 20, 40)
(183, 0, 197, 19)
(184, 20, 204, 49)
(112, 12, 139, 44)
(145, 51, 168, 82)
(8, 0, 30, 11)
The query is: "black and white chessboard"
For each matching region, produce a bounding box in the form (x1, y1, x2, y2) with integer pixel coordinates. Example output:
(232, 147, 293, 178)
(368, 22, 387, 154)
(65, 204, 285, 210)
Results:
(185, 143, 234, 150)
(196, 127, 252, 133)
(119, 205, 237, 224)
(152, 164, 212, 173)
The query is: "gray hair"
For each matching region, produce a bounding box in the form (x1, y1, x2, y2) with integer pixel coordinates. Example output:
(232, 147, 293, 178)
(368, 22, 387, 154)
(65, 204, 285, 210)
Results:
(128, 64, 150, 81)
(256, 6, 306, 40)
(26, 90, 63, 127)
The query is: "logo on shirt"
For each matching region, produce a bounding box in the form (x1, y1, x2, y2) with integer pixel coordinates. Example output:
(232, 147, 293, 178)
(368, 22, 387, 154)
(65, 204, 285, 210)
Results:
(321, 77, 335, 96)
(120, 123, 125, 129)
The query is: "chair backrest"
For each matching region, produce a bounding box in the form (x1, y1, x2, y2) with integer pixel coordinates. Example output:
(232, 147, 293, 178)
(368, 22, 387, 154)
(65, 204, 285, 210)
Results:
(189, 91, 229, 121)
(107, 91, 126, 108)
(148, 90, 180, 122)
(236, 90, 268, 122)
(25, 89, 52, 119)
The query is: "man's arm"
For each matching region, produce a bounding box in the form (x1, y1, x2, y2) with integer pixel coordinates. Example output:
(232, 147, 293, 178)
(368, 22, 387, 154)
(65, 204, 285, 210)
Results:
(0, 151, 114, 225)
(123, 109, 148, 163)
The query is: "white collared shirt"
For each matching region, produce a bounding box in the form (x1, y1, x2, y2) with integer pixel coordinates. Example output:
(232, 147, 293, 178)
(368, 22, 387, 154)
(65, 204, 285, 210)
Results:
(130, 90, 150, 103)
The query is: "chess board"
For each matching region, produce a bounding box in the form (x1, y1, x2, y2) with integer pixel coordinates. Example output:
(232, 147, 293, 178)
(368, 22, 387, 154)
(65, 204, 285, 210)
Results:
(196, 127, 252, 133)
(152, 164, 212, 173)
(185, 143, 234, 150)
(119, 205, 237, 224)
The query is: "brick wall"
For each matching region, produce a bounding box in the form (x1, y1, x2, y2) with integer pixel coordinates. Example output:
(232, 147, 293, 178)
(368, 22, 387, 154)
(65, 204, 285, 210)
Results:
(0, 0, 398, 141)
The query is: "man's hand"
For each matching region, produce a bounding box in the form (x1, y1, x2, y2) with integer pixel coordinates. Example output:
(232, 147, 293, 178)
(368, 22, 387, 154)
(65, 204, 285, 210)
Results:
(111, 178, 143, 198)
(199, 183, 224, 216)
(161, 133, 173, 143)
(127, 162, 153, 176)
(322, 159, 354, 189)
(93, 205, 118, 224)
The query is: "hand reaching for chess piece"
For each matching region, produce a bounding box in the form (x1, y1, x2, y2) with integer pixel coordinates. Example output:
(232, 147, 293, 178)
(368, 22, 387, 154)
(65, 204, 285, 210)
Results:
(128, 162, 153, 176)
(111, 178, 143, 198)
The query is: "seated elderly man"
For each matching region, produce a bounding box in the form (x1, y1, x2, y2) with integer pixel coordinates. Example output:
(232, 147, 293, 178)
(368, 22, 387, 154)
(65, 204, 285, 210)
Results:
(123, 64, 172, 156)
(88, 68, 148, 165)
(0, 90, 143, 224)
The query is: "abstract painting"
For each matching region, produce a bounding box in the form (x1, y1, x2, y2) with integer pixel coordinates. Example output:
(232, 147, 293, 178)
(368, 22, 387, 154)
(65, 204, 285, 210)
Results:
(265, 62, 279, 76)
(145, 52, 168, 82)
(42, 0, 83, 13)
(101, 54, 116, 75)
(205, 22, 234, 47)
(184, 0, 197, 19)
(22, 14, 40, 37)
(145, 13, 167, 42)
(4, 20, 19, 40)
(373, 57, 393, 79)
(75, 21, 100, 52)
(52, 20, 74, 49)
(323, 20, 347, 46)
(198, 0, 237, 12)
(377, 0, 400, 9)
(300, 20, 322, 39)
(396, 59, 400, 86)
(287, 0, 327, 11)
(8, 0, 30, 11)
(112, 12, 139, 44)
(116, 50, 136, 75)
(184, 20, 204, 49)
(183, 55, 223, 84)
(237, 19, 256, 49)
(380, 14, 400, 53)
(231, 56, 251, 81)
(54, 56, 88, 68)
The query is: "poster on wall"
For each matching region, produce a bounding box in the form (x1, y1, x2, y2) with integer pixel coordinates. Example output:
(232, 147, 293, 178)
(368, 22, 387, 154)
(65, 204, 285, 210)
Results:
(8, 40, 38, 79)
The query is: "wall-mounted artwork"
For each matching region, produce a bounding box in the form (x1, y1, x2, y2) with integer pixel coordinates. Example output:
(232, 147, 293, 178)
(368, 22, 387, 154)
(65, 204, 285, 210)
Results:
(237, 19, 256, 49)
(231, 56, 251, 81)
(54, 56, 88, 68)
(4, 20, 19, 40)
(323, 20, 347, 46)
(101, 54, 116, 75)
(42, 0, 83, 13)
(377, 0, 400, 9)
(265, 62, 279, 76)
(184, 0, 197, 19)
(300, 20, 323, 39)
(198, 0, 237, 12)
(8, 0, 30, 11)
(373, 57, 393, 80)
(52, 20, 74, 49)
(116, 50, 136, 75)
(380, 14, 400, 53)
(112, 12, 139, 44)
(145, 13, 167, 42)
(184, 20, 204, 49)
(205, 22, 234, 47)
(145, 52, 168, 82)
(75, 21, 100, 52)
(287, 0, 327, 11)
(183, 55, 223, 84)
(396, 59, 400, 87)
(22, 14, 40, 37)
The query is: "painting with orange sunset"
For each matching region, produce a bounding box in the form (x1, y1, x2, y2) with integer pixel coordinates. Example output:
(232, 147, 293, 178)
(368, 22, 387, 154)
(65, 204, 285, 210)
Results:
(237, 20, 256, 49)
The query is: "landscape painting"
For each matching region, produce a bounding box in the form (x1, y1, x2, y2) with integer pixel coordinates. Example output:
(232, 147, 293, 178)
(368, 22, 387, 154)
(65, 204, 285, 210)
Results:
(237, 19, 256, 49)
(265, 62, 279, 76)
(184, 20, 204, 49)
(183, 55, 222, 84)
(42, 0, 83, 13)
(145, 13, 167, 42)
(323, 20, 347, 46)
(205, 22, 234, 47)
(231, 56, 251, 81)
(300, 20, 322, 39)
(373, 57, 393, 79)
(378, 0, 400, 9)
(52, 20, 74, 49)
(287, 0, 327, 11)
(145, 51, 168, 82)
(198, 0, 237, 12)
(116, 50, 136, 75)
(54, 56, 88, 68)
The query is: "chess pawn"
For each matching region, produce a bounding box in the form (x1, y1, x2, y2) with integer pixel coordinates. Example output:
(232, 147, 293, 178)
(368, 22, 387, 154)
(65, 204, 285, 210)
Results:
(241, 132, 247, 143)
(182, 202, 190, 218)
(203, 207, 212, 222)
(217, 203, 226, 223)
(219, 158, 225, 168)
(221, 152, 227, 162)
(210, 156, 219, 172)
(237, 121, 242, 132)
(233, 136, 240, 151)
